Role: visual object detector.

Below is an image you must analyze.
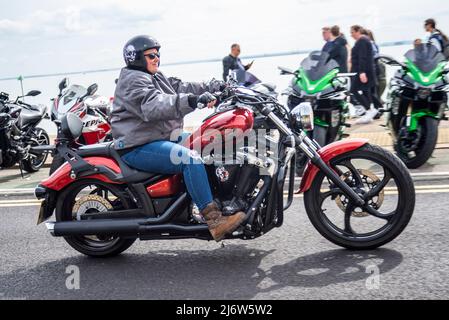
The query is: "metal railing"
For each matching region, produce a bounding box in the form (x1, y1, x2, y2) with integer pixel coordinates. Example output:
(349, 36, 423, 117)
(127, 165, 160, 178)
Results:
(0, 40, 412, 83)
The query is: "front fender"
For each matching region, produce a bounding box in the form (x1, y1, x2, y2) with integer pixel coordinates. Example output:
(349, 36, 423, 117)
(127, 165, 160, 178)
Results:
(409, 111, 439, 132)
(299, 139, 369, 193)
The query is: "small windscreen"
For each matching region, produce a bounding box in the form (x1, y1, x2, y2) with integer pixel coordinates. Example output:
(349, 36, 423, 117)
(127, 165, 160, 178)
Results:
(404, 44, 446, 73)
(300, 51, 339, 81)
(59, 85, 87, 114)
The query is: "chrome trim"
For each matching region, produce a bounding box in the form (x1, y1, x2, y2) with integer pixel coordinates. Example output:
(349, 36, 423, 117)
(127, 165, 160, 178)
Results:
(267, 112, 293, 136)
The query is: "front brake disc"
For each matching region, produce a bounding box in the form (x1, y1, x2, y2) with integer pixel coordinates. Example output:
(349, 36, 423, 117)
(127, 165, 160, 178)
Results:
(335, 169, 385, 218)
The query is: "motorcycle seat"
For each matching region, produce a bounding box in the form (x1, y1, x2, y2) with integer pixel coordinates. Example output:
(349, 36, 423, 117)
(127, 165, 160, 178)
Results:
(77, 142, 112, 158)
(77, 142, 156, 183)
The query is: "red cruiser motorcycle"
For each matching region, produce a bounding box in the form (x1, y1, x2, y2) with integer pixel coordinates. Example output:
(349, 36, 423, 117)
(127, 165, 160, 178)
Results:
(49, 78, 112, 174)
(35, 83, 415, 257)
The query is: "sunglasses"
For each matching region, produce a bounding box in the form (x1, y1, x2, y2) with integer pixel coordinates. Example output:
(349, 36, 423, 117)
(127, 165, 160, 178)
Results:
(144, 52, 160, 60)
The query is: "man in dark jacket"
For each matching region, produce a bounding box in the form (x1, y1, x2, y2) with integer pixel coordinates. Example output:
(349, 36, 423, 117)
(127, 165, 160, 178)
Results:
(328, 25, 348, 73)
(322, 27, 334, 53)
(112, 35, 246, 242)
(222, 44, 254, 81)
(350, 25, 378, 124)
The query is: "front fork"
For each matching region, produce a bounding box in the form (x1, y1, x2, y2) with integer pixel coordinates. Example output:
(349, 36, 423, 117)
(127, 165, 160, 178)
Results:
(265, 110, 366, 207)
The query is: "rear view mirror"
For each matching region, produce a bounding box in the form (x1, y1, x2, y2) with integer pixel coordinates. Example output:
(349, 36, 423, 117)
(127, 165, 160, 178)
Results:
(278, 66, 298, 76)
(59, 78, 69, 94)
(377, 55, 405, 68)
(87, 83, 98, 96)
(26, 90, 41, 97)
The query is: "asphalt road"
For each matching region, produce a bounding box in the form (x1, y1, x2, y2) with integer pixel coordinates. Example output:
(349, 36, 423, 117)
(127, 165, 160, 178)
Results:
(1, 181, 449, 300)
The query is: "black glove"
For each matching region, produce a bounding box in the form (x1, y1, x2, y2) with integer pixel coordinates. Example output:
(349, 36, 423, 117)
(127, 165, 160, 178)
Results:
(188, 92, 216, 110)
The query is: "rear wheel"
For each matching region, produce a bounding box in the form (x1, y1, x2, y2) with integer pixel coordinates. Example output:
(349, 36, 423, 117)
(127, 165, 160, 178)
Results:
(55, 180, 136, 257)
(304, 144, 415, 250)
(394, 117, 438, 169)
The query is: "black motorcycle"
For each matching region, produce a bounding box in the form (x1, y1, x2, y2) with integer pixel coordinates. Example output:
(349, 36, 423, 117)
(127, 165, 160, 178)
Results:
(0, 90, 50, 173)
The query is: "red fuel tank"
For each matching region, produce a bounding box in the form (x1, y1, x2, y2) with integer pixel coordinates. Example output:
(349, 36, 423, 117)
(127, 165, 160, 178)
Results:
(187, 108, 254, 150)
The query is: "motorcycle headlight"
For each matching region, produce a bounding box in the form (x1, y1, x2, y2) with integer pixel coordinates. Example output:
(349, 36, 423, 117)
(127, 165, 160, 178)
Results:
(417, 88, 432, 100)
(291, 102, 314, 131)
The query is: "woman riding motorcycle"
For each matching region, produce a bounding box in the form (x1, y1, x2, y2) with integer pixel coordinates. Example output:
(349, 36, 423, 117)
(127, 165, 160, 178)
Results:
(111, 35, 246, 242)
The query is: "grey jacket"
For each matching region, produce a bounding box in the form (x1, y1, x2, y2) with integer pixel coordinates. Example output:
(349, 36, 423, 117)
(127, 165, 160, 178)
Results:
(111, 68, 222, 150)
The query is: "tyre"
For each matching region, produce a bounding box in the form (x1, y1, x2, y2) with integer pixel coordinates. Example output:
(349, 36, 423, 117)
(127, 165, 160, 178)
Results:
(304, 143, 415, 250)
(22, 128, 50, 173)
(55, 179, 136, 257)
(394, 117, 438, 169)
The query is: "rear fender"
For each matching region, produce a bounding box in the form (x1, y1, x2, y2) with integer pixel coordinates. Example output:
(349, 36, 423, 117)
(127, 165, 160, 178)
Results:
(41, 157, 121, 191)
(299, 139, 369, 193)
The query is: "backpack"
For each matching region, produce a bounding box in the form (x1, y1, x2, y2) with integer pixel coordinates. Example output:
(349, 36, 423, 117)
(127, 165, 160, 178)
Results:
(443, 38, 449, 60)
(430, 32, 449, 59)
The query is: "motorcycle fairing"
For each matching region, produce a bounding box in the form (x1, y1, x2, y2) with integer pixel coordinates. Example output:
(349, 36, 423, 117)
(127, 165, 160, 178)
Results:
(404, 44, 446, 86)
(296, 51, 340, 95)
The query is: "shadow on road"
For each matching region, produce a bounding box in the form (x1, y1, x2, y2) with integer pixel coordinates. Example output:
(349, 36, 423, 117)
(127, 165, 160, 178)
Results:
(0, 245, 402, 300)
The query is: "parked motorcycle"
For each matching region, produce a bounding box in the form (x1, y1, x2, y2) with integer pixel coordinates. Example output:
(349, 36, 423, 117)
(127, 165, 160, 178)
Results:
(35, 79, 415, 257)
(379, 44, 449, 169)
(280, 51, 353, 174)
(0, 90, 50, 173)
(49, 78, 112, 174)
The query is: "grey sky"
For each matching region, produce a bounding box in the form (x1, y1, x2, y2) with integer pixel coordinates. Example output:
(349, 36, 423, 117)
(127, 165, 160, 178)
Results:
(1, 0, 448, 78)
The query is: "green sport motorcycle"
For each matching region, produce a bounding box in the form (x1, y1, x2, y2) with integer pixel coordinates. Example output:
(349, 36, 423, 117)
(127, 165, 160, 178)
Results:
(279, 51, 353, 175)
(379, 44, 449, 169)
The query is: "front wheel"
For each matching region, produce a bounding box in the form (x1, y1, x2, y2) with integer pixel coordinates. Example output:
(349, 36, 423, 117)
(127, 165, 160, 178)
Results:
(22, 128, 50, 173)
(394, 117, 438, 169)
(304, 143, 415, 250)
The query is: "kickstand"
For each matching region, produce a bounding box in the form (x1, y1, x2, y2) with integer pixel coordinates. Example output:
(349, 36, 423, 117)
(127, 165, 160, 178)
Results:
(19, 162, 24, 179)
(221, 242, 226, 248)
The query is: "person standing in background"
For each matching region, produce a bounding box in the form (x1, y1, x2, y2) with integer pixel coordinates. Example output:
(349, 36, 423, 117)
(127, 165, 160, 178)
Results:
(350, 25, 378, 124)
(328, 25, 349, 73)
(424, 18, 448, 56)
(322, 27, 334, 52)
(364, 29, 385, 115)
(222, 44, 254, 81)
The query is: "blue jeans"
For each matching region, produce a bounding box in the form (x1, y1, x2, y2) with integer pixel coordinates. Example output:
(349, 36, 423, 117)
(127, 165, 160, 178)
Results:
(121, 134, 213, 211)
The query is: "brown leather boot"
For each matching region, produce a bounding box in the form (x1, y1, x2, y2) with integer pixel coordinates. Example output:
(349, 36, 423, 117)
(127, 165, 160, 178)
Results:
(201, 203, 246, 242)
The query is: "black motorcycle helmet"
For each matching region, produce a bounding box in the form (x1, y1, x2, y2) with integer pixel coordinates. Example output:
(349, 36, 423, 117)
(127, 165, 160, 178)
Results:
(123, 35, 161, 72)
